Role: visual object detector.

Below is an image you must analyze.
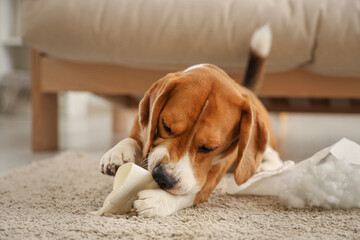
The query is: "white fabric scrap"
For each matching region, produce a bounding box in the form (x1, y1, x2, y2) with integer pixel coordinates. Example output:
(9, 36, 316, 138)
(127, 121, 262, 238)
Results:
(224, 138, 360, 209)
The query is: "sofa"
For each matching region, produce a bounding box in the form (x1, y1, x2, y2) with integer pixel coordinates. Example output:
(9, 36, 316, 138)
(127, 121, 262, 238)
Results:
(21, 0, 360, 150)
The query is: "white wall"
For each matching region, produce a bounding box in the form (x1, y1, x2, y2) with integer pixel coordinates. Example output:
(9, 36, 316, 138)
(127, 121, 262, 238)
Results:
(0, 0, 29, 78)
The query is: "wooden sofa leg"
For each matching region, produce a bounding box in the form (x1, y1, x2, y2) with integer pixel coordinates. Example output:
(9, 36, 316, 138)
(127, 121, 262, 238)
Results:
(112, 106, 128, 135)
(32, 50, 58, 151)
(112, 105, 138, 136)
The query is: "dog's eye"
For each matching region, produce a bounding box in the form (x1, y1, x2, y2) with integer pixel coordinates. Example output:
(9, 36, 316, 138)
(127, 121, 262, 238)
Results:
(198, 146, 218, 153)
(162, 119, 173, 135)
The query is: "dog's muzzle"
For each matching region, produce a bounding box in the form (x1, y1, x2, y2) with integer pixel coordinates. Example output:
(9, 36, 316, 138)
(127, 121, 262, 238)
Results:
(152, 165, 177, 190)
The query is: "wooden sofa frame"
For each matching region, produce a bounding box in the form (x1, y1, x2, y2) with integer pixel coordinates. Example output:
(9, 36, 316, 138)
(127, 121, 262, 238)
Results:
(32, 50, 360, 151)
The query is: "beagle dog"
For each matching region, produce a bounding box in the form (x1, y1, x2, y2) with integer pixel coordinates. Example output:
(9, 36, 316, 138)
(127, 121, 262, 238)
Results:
(100, 25, 283, 217)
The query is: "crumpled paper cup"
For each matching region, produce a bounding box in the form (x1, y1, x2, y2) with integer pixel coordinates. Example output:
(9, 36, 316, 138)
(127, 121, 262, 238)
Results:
(91, 163, 159, 216)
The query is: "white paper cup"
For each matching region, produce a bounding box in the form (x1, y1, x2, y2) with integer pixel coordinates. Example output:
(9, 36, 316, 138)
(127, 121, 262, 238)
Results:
(91, 163, 159, 216)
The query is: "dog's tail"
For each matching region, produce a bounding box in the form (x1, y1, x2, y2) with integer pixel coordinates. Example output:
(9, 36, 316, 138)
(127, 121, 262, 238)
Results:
(242, 24, 272, 93)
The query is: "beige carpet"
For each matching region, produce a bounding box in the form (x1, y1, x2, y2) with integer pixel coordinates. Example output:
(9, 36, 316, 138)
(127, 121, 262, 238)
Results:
(0, 152, 359, 240)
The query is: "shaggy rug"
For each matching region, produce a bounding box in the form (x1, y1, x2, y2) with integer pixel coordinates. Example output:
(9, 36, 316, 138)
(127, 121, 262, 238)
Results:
(0, 152, 359, 240)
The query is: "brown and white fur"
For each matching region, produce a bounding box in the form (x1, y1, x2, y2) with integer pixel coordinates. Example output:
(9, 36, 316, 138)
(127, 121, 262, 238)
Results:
(100, 25, 283, 217)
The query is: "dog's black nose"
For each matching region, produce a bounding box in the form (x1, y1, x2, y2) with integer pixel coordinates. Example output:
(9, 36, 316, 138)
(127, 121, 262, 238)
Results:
(152, 165, 177, 190)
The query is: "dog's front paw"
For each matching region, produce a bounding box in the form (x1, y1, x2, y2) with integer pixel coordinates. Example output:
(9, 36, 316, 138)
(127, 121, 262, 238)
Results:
(100, 138, 142, 175)
(132, 189, 178, 217)
(132, 189, 195, 217)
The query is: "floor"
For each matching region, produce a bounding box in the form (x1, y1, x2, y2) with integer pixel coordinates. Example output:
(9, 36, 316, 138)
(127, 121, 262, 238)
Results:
(0, 103, 125, 175)
(1, 102, 360, 175)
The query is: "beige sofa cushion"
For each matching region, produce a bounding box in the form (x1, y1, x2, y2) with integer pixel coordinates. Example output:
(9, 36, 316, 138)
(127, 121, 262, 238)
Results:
(304, 0, 360, 77)
(21, 0, 360, 77)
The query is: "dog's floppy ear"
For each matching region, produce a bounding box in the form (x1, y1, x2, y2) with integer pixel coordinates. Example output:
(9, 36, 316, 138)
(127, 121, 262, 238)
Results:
(138, 76, 178, 158)
(234, 95, 268, 185)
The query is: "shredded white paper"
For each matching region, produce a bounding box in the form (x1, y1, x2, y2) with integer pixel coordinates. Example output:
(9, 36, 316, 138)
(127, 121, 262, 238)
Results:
(224, 138, 360, 209)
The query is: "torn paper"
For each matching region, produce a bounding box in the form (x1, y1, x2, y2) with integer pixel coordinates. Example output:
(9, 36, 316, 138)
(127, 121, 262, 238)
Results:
(224, 138, 360, 209)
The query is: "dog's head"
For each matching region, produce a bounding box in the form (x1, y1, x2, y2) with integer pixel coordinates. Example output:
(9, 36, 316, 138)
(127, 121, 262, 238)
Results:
(139, 64, 269, 195)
